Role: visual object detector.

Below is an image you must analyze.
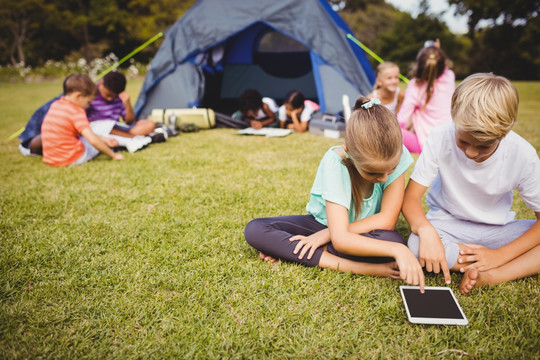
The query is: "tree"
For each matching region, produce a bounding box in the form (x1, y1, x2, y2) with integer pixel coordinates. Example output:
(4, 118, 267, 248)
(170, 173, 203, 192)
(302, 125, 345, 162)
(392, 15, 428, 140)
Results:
(448, 0, 540, 79)
(0, 0, 45, 65)
(448, 0, 540, 38)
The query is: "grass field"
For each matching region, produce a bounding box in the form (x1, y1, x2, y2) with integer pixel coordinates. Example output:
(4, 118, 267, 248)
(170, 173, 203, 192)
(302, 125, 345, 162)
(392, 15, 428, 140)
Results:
(0, 79, 538, 359)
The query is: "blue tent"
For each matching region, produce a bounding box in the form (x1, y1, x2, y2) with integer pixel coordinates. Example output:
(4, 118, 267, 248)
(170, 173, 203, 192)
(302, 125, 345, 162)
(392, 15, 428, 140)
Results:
(134, 0, 375, 119)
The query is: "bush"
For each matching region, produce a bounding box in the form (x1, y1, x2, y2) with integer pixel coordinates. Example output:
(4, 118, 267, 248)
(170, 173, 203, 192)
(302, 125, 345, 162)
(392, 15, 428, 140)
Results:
(0, 54, 149, 83)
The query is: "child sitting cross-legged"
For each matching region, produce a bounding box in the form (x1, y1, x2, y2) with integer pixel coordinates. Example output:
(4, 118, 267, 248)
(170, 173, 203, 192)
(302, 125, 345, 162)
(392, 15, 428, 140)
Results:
(402, 73, 540, 294)
(41, 74, 124, 166)
(245, 97, 424, 290)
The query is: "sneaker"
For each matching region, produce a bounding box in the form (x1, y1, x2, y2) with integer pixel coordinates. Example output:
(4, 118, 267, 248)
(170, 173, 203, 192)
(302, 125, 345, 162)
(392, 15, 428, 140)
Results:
(18, 144, 32, 156)
(149, 128, 168, 143)
(126, 136, 151, 153)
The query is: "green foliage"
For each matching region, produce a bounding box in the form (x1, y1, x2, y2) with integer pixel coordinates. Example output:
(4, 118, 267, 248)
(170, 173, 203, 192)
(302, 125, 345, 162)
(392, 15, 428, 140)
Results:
(0, 55, 148, 83)
(0, 80, 539, 359)
(449, 0, 540, 35)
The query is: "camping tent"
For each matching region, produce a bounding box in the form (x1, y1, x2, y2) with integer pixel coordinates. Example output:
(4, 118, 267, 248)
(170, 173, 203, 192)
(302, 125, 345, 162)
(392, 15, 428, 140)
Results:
(134, 0, 375, 120)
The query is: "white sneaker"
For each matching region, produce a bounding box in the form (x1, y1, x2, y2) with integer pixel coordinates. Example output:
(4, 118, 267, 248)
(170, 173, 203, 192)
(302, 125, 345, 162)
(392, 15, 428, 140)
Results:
(18, 144, 34, 156)
(126, 136, 148, 153)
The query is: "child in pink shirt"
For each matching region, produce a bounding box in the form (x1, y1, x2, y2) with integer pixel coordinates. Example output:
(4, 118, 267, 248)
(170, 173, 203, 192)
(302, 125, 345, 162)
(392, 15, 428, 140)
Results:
(397, 43, 455, 153)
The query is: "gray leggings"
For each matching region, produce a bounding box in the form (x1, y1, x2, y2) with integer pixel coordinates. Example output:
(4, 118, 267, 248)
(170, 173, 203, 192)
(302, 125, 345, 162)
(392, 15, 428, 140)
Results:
(244, 215, 405, 267)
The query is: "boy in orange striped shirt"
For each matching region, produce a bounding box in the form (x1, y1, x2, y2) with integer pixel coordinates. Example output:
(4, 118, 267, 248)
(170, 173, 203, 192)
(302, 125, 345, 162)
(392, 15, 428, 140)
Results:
(41, 74, 124, 166)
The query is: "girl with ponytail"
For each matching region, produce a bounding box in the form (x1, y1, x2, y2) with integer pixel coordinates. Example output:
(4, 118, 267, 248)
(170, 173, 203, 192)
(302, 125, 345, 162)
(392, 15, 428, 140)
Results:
(397, 41, 455, 153)
(244, 97, 425, 290)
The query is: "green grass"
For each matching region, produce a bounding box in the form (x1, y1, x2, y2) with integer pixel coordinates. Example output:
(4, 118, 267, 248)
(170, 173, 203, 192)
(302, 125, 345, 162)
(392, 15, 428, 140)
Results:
(0, 80, 538, 359)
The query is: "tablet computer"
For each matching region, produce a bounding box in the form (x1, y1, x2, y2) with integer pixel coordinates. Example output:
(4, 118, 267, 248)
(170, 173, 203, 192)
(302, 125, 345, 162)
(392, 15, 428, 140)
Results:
(400, 286, 468, 325)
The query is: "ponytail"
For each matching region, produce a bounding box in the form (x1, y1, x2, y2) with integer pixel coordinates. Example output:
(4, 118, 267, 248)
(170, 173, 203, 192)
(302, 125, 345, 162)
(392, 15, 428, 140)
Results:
(411, 46, 447, 108)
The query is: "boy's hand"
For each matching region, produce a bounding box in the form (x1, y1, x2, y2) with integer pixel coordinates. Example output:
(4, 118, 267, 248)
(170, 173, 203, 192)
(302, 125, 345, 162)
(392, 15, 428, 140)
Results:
(417, 224, 451, 284)
(458, 244, 501, 272)
(112, 153, 124, 161)
(118, 91, 130, 104)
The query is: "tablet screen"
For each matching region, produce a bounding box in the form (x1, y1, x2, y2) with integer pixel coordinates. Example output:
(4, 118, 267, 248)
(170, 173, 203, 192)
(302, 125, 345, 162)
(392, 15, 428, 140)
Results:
(400, 286, 468, 325)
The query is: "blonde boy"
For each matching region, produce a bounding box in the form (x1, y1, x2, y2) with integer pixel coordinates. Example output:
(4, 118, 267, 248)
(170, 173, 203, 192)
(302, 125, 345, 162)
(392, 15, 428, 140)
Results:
(402, 73, 540, 294)
(41, 74, 124, 166)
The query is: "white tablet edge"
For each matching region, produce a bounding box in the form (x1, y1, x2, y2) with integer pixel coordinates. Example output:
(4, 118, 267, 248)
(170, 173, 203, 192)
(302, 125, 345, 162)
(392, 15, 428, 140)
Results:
(399, 286, 469, 325)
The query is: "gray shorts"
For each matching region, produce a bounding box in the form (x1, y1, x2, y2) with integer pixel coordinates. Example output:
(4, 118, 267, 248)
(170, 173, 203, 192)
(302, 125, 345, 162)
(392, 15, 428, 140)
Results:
(71, 137, 100, 165)
(407, 217, 535, 268)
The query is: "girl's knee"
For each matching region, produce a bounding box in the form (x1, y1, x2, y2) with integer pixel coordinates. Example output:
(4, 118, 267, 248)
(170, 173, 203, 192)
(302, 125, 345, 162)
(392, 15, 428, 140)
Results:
(366, 229, 405, 245)
(244, 218, 270, 248)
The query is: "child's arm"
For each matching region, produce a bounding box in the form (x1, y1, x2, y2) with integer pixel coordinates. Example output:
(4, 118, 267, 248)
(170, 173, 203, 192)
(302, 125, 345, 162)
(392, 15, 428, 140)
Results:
(286, 108, 307, 133)
(257, 103, 276, 127)
(327, 201, 424, 290)
(119, 92, 136, 124)
(80, 128, 124, 161)
(458, 213, 540, 272)
(290, 174, 406, 259)
(402, 179, 451, 284)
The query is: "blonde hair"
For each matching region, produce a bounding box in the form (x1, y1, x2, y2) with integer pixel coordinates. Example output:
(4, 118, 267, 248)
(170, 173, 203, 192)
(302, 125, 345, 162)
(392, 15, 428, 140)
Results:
(345, 97, 403, 219)
(452, 73, 518, 142)
(374, 62, 399, 89)
(410, 46, 446, 108)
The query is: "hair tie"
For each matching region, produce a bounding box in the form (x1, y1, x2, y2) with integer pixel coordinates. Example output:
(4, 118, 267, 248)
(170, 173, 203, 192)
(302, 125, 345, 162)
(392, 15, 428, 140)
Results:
(429, 54, 436, 59)
(361, 98, 381, 109)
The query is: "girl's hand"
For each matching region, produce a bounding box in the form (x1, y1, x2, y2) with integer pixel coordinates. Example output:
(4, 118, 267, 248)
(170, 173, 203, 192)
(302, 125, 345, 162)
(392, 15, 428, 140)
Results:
(395, 246, 425, 292)
(458, 244, 501, 273)
(289, 232, 328, 260)
(112, 153, 124, 161)
(417, 225, 451, 284)
(250, 120, 263, 129)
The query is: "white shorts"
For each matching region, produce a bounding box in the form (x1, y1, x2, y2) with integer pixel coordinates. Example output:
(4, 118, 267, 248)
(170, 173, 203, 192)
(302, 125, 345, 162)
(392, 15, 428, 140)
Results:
(71, 137, 100, 165)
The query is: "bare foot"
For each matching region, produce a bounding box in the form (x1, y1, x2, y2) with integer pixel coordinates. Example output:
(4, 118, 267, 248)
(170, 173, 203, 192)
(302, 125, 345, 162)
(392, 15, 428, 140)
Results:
(259, 252, 278, 264)
(382, 261, 401, 279)
(459, 268, 478, 295)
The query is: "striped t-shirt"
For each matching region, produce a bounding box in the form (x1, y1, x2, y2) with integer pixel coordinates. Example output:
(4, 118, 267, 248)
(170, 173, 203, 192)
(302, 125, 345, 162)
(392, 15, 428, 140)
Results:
(86, 87, 126, 122)
(41, 97, 90, 167)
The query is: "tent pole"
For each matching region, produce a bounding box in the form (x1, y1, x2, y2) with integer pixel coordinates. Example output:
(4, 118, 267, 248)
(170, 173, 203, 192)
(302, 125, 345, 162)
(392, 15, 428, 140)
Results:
(94, 32, 164, 81)
(9, 32, 164, 141)
(346, 33, 409, 84)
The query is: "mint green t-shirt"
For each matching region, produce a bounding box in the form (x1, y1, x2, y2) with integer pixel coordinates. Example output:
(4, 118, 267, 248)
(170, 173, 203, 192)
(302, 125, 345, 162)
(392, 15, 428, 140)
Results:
(306, 145, 413, 226)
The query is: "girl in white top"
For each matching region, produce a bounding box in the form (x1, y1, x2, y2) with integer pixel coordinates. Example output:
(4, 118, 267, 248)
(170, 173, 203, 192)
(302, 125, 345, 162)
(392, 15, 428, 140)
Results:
(368, 62, 404, 115)
(278, 91, 319, 133)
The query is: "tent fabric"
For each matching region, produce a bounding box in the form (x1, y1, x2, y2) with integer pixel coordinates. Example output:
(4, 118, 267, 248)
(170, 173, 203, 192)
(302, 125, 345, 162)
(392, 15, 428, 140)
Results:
(134, 0, 375, 119)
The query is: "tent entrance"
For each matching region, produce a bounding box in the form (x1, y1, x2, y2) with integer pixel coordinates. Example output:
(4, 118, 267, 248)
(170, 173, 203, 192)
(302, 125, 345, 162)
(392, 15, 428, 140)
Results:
(201, 23, 318, 114)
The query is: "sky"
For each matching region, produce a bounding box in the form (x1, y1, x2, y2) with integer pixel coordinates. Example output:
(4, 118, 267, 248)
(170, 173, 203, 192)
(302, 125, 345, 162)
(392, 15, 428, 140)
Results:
(385, 0, 469, 34)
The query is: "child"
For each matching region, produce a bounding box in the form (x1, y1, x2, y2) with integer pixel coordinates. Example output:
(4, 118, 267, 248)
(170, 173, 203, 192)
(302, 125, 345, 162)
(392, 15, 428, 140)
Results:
(245, 97, 425, 290)
(232, 89, 278, 129)
(86, 71, 155, 152)
(278, 91, 319, 133)
(41, 74, 124, 166)
(368, 62, 404, 115)
(396, 44, 455, 153)
(402, 73, 540, 295)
